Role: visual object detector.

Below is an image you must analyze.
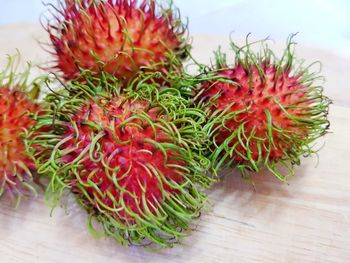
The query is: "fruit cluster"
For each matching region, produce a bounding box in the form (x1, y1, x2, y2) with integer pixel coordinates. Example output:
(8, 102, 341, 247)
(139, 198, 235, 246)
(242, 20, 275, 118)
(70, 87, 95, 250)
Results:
(0, 0, 330, 248)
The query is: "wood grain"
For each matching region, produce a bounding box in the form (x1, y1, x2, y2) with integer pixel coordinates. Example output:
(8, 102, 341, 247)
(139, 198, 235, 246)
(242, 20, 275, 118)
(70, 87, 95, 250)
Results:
(1, 24, 350, 263)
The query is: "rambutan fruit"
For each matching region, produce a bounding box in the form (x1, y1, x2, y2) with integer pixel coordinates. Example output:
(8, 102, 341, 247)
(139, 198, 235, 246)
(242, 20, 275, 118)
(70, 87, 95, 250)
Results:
(45, 0, 189, 83)
(27, 76, 212, 247)
(196, 35, 331, 180)
(0, 55, 43, 202)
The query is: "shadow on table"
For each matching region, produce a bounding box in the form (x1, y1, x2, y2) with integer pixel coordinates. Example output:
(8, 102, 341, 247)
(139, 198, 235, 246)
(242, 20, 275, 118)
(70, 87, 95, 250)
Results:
(205, 158, 315, 226)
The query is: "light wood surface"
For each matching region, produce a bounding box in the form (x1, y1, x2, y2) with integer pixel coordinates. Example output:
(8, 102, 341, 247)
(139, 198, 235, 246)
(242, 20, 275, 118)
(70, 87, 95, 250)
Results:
(1, 23, 350, 263)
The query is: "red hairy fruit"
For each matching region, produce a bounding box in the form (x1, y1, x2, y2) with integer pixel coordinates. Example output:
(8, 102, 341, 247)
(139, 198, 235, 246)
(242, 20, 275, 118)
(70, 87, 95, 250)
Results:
(204, 65, 308, 161)
(29, 85, 210, 247)
(0, 87, 40, 198)
(47, 0, 189, 82)
(61, 98, 184, 220)
(198, 37, 330, 179)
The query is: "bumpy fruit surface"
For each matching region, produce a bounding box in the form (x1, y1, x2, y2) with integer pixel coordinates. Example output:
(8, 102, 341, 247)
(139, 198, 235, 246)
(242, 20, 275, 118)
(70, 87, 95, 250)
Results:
(28, 77, 211, 247)
(47, 0, 189, 83)
(0, 85, 40, 199)
(197, 36, 330, 179)
(62, 98, 185, 220)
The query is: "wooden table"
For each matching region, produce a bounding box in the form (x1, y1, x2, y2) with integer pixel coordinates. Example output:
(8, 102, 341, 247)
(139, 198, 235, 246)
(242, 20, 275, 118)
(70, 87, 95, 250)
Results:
(1, 23, 350, 263)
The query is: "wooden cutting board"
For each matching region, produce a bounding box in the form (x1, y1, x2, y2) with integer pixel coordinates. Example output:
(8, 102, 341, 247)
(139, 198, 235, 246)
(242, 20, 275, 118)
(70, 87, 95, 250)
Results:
(1, 23, 350, 263)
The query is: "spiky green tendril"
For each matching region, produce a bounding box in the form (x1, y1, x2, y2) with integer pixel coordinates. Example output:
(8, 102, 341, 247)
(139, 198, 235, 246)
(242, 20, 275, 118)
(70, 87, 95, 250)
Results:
(45, 0, 191, 83)
(26, 72, 214, 248)
(0, 53, 45, 204)
(194, 34, 331, 180)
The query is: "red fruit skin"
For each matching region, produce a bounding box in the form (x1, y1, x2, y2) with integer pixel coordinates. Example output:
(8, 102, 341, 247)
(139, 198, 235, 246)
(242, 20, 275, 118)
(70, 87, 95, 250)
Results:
(48, 0, 187, 82)
(200, 64, 310, 163)
(60, 98, 184, 221)
(0, 87, 40, 193)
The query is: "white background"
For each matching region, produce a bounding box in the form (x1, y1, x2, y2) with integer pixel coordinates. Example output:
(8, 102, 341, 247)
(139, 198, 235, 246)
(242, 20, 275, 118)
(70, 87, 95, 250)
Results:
(0, 0, 349, 53)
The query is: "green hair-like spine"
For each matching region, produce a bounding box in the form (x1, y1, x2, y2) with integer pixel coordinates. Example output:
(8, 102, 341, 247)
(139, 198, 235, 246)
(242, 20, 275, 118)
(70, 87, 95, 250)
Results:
(26, 72, 214, 248)
(0, 53, 45, 204)
(195, 34, 331, 180)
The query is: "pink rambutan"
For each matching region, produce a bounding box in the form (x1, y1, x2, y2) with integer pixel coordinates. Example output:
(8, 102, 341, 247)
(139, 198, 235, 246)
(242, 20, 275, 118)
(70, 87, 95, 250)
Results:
(196, 36, 330, 179)
(62, 97, 185, 221)
(27, 77, 211, 247)
(45, 0, 189, 83)
(0, 56, 42, 201)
